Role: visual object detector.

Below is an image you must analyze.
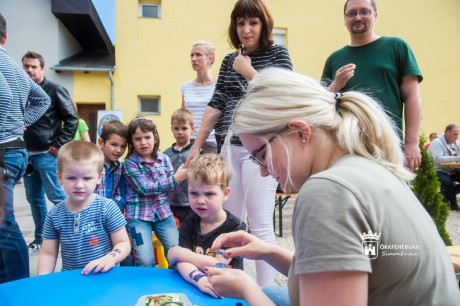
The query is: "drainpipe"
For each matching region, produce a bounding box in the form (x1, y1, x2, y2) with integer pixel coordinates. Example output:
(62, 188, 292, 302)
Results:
(109, 70, 114, 110)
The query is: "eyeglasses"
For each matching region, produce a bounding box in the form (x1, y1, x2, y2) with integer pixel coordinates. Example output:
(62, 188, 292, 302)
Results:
(345, 9, 373, 18)
(249, 135, 276, 169)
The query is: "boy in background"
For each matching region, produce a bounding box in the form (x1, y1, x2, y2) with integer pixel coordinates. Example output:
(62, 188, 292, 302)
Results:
(164, 109, 197, 223)
(37, 141, 130, 274)
(95, 120, 128, 212)
(167, 153, 246, 298)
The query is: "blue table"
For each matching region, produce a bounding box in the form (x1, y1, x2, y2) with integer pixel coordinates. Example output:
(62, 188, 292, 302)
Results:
(0, 267, 247, 306)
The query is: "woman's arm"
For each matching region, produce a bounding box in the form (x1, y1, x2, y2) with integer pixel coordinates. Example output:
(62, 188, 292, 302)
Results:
(186, 106, 221, 165)
(299, 271, 368, 306)
(212, 230, 293, 276)
(37, 239, 59, 275)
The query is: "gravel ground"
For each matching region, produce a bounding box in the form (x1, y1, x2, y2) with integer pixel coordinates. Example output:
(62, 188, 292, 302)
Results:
(273, 197, 460, 285)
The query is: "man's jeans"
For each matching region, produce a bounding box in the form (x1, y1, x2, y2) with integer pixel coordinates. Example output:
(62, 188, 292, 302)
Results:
(24, 152, 67, 242)
(0, 148, 29, 283)
(437, 171, 460, 209)
(126, 216, 179, 267)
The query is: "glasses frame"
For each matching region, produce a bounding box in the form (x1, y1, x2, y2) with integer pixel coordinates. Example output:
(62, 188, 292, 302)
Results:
(249, 135, 277, 169)
(345, 9, 374, 18)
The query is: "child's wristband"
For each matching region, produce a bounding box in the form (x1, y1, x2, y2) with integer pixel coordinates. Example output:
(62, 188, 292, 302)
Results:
(189, 270, 206, 282)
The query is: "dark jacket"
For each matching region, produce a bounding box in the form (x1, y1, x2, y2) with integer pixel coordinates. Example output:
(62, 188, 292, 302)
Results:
(24, 78, 78, 151)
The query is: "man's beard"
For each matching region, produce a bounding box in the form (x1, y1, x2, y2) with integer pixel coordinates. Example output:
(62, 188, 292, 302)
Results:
(351, 22, 368, 34)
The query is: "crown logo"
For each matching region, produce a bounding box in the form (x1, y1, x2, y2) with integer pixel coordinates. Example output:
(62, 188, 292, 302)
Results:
(360, 230, 381, 241)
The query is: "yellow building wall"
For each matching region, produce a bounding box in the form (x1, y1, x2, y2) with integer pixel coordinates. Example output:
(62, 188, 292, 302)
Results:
(108, 0, 460, 147)
(73, 71, 112, 105)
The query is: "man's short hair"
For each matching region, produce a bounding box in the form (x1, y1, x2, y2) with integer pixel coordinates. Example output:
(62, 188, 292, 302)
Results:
(0, 13, 6, 42)
(22, 51, 45, 68)
(100, 120, 128, 142)
(58, 140, 104, 173)
(171, 108, 194, 128)
(344, 0, 377, 14)
(187, 153, 232, 189)
(445, 124, 459, 133)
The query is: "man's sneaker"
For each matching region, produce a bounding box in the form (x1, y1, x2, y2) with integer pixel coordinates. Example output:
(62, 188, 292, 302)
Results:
(28, 240, 42, 252)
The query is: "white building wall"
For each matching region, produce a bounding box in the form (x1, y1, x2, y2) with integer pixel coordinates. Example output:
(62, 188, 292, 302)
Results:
(1, 0, 81, 96)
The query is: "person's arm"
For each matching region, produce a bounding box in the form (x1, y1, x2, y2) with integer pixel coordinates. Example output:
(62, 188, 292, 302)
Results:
(211, 230, 293, 276)
(326, 63, 356, 93)
(401, 76, 422, 170)
(181, 95, 185, 109)
(299, 271, 368, 306)
(168, 245, 226, 269)
(205, 267, 275, 305)
(24, 78, 51, 127)
(81, 131, 90, 142)
(37, 239, 59, 275)
(0, 71, 12, 131)
(233, 52, 257, 81)
(186, 106, 221, 166)
(54, 85, 78, 148)
(176, 261, 220, 298)
(81, 226, 131, 275)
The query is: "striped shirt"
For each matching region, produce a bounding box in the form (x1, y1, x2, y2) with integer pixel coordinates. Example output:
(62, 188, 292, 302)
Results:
(124, 152, 177, 222)
(42, 195, 127, 271)
(94, 161, 126, 212)
(208, 44, 292, 146)
(0, 48, 50, 143)
(181, 80, 216, 146)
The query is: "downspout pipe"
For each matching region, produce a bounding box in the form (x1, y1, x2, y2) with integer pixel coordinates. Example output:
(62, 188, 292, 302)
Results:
(109, 70, 114, 110)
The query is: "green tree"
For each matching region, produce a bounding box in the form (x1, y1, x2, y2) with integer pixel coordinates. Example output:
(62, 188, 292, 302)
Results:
(411, 133, 452, 245)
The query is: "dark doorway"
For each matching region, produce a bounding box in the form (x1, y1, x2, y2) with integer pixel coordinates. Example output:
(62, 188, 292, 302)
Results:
(76, 103, 106, 143)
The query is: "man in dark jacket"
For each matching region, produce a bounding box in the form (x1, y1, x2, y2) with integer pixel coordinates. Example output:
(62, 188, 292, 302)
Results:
(22, 51, 78, 252)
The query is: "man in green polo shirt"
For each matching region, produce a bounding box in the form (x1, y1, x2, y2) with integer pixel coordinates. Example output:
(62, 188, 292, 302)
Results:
(321, 0, 422, 171)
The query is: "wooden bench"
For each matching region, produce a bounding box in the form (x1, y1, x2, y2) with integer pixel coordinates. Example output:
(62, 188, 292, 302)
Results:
(273, 192, 297, 237)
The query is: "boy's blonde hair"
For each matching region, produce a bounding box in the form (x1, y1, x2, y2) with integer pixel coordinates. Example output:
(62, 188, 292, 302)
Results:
(58, 140, 104, 173)
(171, 108, 194, 128)
(187, 153, 232, 189)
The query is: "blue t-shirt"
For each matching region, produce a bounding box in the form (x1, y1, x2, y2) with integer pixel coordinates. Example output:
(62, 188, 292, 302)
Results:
(43, 195, 127, 271)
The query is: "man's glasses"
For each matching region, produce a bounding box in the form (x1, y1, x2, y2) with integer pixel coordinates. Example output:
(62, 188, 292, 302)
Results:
(249, 135, 276, 169)
(345, 9, 373, 18)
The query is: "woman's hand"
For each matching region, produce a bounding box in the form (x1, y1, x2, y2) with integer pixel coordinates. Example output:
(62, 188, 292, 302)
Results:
(205, 267, 257, 300)
(196, 275, 221, 299)
(185, 147, 200, 167)
(174, 164, 188, 182)
(211, 230, 270, 261)
(233, 52, 257, 81)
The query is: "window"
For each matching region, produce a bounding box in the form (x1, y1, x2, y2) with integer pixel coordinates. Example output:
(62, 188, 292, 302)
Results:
(139, 96, 160, 114)
(139, 2, 161, 18)
(273, 28, 287, 46)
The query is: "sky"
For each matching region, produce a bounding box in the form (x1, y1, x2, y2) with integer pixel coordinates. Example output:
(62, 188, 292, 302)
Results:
(92, 0, 116, 44)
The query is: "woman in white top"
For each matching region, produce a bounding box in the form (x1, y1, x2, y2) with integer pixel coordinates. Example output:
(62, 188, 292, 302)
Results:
(181, 41, 217, 153)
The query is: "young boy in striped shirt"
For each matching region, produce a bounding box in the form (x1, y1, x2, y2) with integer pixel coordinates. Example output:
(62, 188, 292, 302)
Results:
(37, 141, 130, 275)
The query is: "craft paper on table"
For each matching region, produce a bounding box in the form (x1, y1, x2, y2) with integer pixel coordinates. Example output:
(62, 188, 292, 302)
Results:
(135, 293, 192, 306)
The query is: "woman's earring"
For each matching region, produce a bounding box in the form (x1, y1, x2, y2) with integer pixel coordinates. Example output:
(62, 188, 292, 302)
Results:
(302, 139, 306, 143)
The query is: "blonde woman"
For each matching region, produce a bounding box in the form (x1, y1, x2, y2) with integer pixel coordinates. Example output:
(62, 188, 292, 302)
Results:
(181, 41, 217, 153)
(205, 68, 460, 306)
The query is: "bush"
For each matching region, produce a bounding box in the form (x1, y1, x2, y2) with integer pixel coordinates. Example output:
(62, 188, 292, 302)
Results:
(411, 133, 452, 246)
